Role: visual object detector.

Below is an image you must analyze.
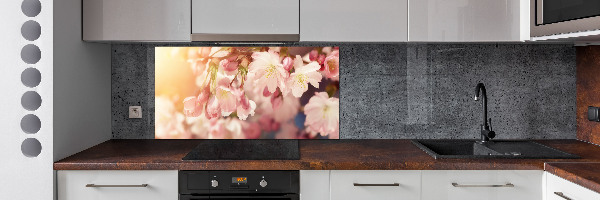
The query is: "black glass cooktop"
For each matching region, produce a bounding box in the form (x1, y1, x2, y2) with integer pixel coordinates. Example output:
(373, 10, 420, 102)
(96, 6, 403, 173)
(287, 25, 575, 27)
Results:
(182, 140, 300, 160)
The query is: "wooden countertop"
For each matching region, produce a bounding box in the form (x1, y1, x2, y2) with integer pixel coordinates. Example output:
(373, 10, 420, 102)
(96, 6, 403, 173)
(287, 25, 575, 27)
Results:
(545, 162, 600, 194)
(54, 139, 600, 171)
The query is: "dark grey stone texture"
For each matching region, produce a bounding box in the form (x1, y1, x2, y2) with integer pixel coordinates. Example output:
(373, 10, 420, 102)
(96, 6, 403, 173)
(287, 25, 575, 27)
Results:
(112, 43, 576, 140)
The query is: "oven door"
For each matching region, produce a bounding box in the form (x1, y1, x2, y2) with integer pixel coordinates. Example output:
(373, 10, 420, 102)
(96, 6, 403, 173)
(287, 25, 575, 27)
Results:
(180, 194, 299, 200)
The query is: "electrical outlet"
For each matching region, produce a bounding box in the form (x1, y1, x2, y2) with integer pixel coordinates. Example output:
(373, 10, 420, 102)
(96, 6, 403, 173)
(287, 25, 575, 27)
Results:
(129, 106, 142, 119)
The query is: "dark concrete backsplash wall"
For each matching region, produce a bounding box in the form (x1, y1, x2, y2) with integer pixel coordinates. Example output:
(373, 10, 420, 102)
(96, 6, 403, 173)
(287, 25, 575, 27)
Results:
(112, 43, 576, 139)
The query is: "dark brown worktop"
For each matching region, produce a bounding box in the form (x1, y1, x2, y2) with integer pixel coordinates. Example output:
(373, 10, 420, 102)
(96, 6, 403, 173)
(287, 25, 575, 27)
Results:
(545, 162, 600, 194)
(54, 139, 600, 171)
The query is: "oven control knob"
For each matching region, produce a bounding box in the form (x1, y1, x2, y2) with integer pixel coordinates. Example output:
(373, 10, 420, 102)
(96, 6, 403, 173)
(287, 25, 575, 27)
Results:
(259, 179, 267, 187)
(211, 180, 219, 188)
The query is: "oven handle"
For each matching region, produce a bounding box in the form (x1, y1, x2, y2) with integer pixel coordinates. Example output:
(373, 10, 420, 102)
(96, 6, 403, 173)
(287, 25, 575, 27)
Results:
(86, 184, 148, 188)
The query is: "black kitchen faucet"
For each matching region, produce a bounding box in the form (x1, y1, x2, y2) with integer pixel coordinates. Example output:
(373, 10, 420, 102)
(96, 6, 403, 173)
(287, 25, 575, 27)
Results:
(474, 83, 495, 143)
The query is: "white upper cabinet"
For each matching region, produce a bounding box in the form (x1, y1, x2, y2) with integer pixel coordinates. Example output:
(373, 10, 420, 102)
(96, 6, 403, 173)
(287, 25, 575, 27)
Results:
(409, 0, 530, 42)
(83, 0, 191, 41)
(191, 0, 299, 41)
(300, 0, 408, 42)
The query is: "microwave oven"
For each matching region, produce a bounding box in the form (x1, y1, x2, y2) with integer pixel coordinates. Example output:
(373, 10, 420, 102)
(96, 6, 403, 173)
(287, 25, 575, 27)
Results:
(531, 0, 600, 39)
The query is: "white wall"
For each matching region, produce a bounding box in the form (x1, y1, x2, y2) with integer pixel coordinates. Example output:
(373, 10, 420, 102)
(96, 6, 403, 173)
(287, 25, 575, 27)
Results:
(53, 0, 111, 162)
(0, 0, 111, 199)
(0, 0, 54, 199)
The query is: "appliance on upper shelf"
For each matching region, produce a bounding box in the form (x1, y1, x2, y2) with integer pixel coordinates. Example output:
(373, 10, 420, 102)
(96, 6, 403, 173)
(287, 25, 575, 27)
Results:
(531, 0, 600, 41)
(179, 171, 299, 200)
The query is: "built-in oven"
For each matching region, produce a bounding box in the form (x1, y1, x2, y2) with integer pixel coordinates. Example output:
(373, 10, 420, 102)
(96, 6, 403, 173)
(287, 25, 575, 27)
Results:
(179, 171, 299, 200)
(531, 0, 600, 38)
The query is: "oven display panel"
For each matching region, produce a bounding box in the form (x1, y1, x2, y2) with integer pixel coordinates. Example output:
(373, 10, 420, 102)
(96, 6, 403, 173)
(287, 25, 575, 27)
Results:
(232, 177, 247, 184)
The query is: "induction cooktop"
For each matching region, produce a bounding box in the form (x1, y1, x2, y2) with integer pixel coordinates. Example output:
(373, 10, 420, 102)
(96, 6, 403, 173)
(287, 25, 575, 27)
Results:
(182, 140, 300, 160)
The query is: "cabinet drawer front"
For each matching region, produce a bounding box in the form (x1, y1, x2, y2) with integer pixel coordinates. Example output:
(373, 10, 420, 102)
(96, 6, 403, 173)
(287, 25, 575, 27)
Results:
(422, 170, 542, 200)
(330, 170, 421, 200)
(57, 170, 178, 200)
(546, 173, 600, 200)
(192, 0, 299, 35)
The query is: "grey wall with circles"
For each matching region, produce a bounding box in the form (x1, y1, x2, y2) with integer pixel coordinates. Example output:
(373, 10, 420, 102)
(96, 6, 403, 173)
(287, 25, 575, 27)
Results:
(21, 0, 42, 157)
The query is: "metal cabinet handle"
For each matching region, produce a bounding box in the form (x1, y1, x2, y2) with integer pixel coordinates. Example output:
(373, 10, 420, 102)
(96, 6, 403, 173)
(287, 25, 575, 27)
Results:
(353, 183, 400, 186)
(554, 192, 573, 200)
(451, 183, 514, 188)
(86, 184, 148, 188)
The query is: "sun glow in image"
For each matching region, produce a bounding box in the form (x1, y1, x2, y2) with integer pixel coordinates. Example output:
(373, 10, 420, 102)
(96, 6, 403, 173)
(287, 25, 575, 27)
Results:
(155, 46, 340, 139)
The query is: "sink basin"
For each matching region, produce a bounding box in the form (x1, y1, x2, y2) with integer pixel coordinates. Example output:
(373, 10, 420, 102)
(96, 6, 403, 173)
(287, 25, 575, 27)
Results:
(412, 140, 579, 159)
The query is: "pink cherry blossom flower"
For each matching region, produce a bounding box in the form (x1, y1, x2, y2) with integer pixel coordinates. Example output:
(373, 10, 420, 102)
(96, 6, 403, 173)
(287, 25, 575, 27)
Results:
(242, 122, 261, 139)
(309, 49, 318, 61)
(219, 59, 238, 72)
(247, 52, 288, 94)
(183, 96, 204, 117)
(324, 50, 339, 79)
(272, 93, 300, 122)
(304, 92, 339, 137)
(215, 78, 237, 116)
(259, 115, 280, 132)
(262, 87, 272, 97)
(271, 90, 283, 110)
(236, 93, 257, 120)
(205, 96, 221, 119)
(268, 47, 281, 54)
(198, 47, 211, 58)
(286, 55, 322, 98)
(183, 86, 210, 117)
(282, 56, 293, 72)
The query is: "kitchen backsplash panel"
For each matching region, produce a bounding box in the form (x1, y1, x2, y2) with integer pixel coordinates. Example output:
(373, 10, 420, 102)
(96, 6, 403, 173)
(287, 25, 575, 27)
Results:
(112, 43, 576, 139)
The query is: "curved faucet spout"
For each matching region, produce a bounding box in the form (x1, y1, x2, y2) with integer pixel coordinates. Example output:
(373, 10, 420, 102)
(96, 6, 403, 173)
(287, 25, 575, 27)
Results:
(474, 83, 488, 130)
(474, 83, 494, 142)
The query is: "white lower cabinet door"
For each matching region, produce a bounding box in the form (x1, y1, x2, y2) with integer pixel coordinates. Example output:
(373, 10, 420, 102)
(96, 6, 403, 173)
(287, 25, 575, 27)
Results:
(330, 170, 421, 200)
(57, 170, 178, 200)
(545, 172, 600, 200)
(422, 170, 543, 200)
(300, 170, 330, 200)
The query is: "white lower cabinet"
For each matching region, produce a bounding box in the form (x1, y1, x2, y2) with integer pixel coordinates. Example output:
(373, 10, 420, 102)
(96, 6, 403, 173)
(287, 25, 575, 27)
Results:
(545, 172, 600, 200)
(422, 170, 543, 200)
(57, 170, 178, 200)
(300, 170, 330, 200)
(330, 170, 421, 200)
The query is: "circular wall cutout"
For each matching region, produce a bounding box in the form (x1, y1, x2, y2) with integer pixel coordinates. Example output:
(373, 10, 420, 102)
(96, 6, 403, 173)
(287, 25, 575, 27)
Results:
(21, 138, 42, 157)
(21, 20, 41, 41)
(21, 0, 41, 17)
(21, 114, 41, 134)
(21, 44, 41, 64)
(21, 91, 42, 111)
(21, 68, 41, 88)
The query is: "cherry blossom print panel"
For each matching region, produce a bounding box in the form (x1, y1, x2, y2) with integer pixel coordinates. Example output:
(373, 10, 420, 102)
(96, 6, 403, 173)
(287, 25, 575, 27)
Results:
(155, 47, 340, 139)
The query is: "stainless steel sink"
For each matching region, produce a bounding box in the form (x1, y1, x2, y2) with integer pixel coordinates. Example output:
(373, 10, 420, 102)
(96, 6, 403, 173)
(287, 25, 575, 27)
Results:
(412, 140, 579, 159)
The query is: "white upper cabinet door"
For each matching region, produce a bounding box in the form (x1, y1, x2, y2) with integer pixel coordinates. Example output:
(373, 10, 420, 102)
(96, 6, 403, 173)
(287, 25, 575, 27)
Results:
(422, 170, 543, 200)
(409, 0, 530, 42)
(191, 0, 300, 41)
(300, 0, 408, 42)
(83, 0, 191, 41)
